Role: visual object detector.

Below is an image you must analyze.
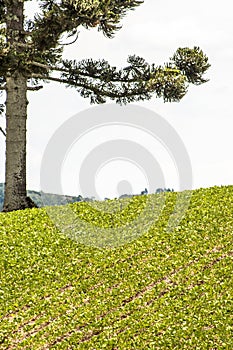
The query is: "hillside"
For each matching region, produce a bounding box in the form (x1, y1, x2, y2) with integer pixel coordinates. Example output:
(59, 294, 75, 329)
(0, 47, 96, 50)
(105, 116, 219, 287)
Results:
(0, 183, 84, 210)
(0, 186, 233, 349)
(0, 184, 173, 210)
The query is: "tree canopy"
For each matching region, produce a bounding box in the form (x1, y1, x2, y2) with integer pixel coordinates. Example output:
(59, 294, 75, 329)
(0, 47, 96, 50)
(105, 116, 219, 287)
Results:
(0, 0, 210, 106)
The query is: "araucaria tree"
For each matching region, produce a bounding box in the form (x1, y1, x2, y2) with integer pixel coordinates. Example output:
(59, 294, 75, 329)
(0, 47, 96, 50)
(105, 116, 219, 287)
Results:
(0, 0, 210, 212)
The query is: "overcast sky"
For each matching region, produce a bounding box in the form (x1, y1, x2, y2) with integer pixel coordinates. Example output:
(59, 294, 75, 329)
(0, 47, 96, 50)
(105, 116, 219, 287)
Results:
(0, 0, 232, 199)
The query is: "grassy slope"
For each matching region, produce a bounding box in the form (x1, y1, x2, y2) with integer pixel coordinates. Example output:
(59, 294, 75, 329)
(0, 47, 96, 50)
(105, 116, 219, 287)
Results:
(0, 186, 232, 349)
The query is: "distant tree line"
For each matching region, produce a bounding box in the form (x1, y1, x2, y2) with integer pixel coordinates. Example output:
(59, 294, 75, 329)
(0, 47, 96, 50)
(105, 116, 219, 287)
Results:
(0, 184, 175, 210)
(107, 187, 175, 200)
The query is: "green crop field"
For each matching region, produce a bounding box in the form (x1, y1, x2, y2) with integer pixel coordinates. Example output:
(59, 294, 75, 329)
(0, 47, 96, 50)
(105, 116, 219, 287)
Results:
(0, 186, 233, 349)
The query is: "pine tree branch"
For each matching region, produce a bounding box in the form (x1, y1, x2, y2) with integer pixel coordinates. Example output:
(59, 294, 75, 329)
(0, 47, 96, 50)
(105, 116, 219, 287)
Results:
(28, 61, 68, 73)
(31, 47, 210, 104)
(27, 85, 43, 91)
(31, 74, 68, 84)
(61, 58, 141, 83)
(58, 31, 80, 46)
(29, 59, 138, 82)
(29, 58, 159, 86)
(31, 73, 149, 100)
(15, 42, 33, 49)
(0, 126, 6, 137)
(31, 1, 143, 51)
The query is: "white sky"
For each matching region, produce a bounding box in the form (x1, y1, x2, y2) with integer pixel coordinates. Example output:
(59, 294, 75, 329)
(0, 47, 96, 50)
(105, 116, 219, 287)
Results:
(0, 0, 233, 199)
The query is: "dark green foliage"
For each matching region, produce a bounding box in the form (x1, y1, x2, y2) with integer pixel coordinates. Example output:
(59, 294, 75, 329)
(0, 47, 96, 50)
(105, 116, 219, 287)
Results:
(60, 46, 209, 104)
(0, 1, 5, 23)
(36, 0, 143, 43)
(171, 46, 211, 85)
(0, 1, 210, 104)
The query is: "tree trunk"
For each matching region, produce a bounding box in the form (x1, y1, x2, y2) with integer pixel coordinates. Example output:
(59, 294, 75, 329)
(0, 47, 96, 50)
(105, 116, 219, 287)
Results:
(2, 72, 34, 211)
(2, 0, 37, 212)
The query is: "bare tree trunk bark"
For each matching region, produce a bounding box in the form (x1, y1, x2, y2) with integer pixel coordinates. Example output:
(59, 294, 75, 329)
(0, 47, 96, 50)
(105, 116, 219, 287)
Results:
(2, 0, 37, 211)
(2, 72, 35, 211)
